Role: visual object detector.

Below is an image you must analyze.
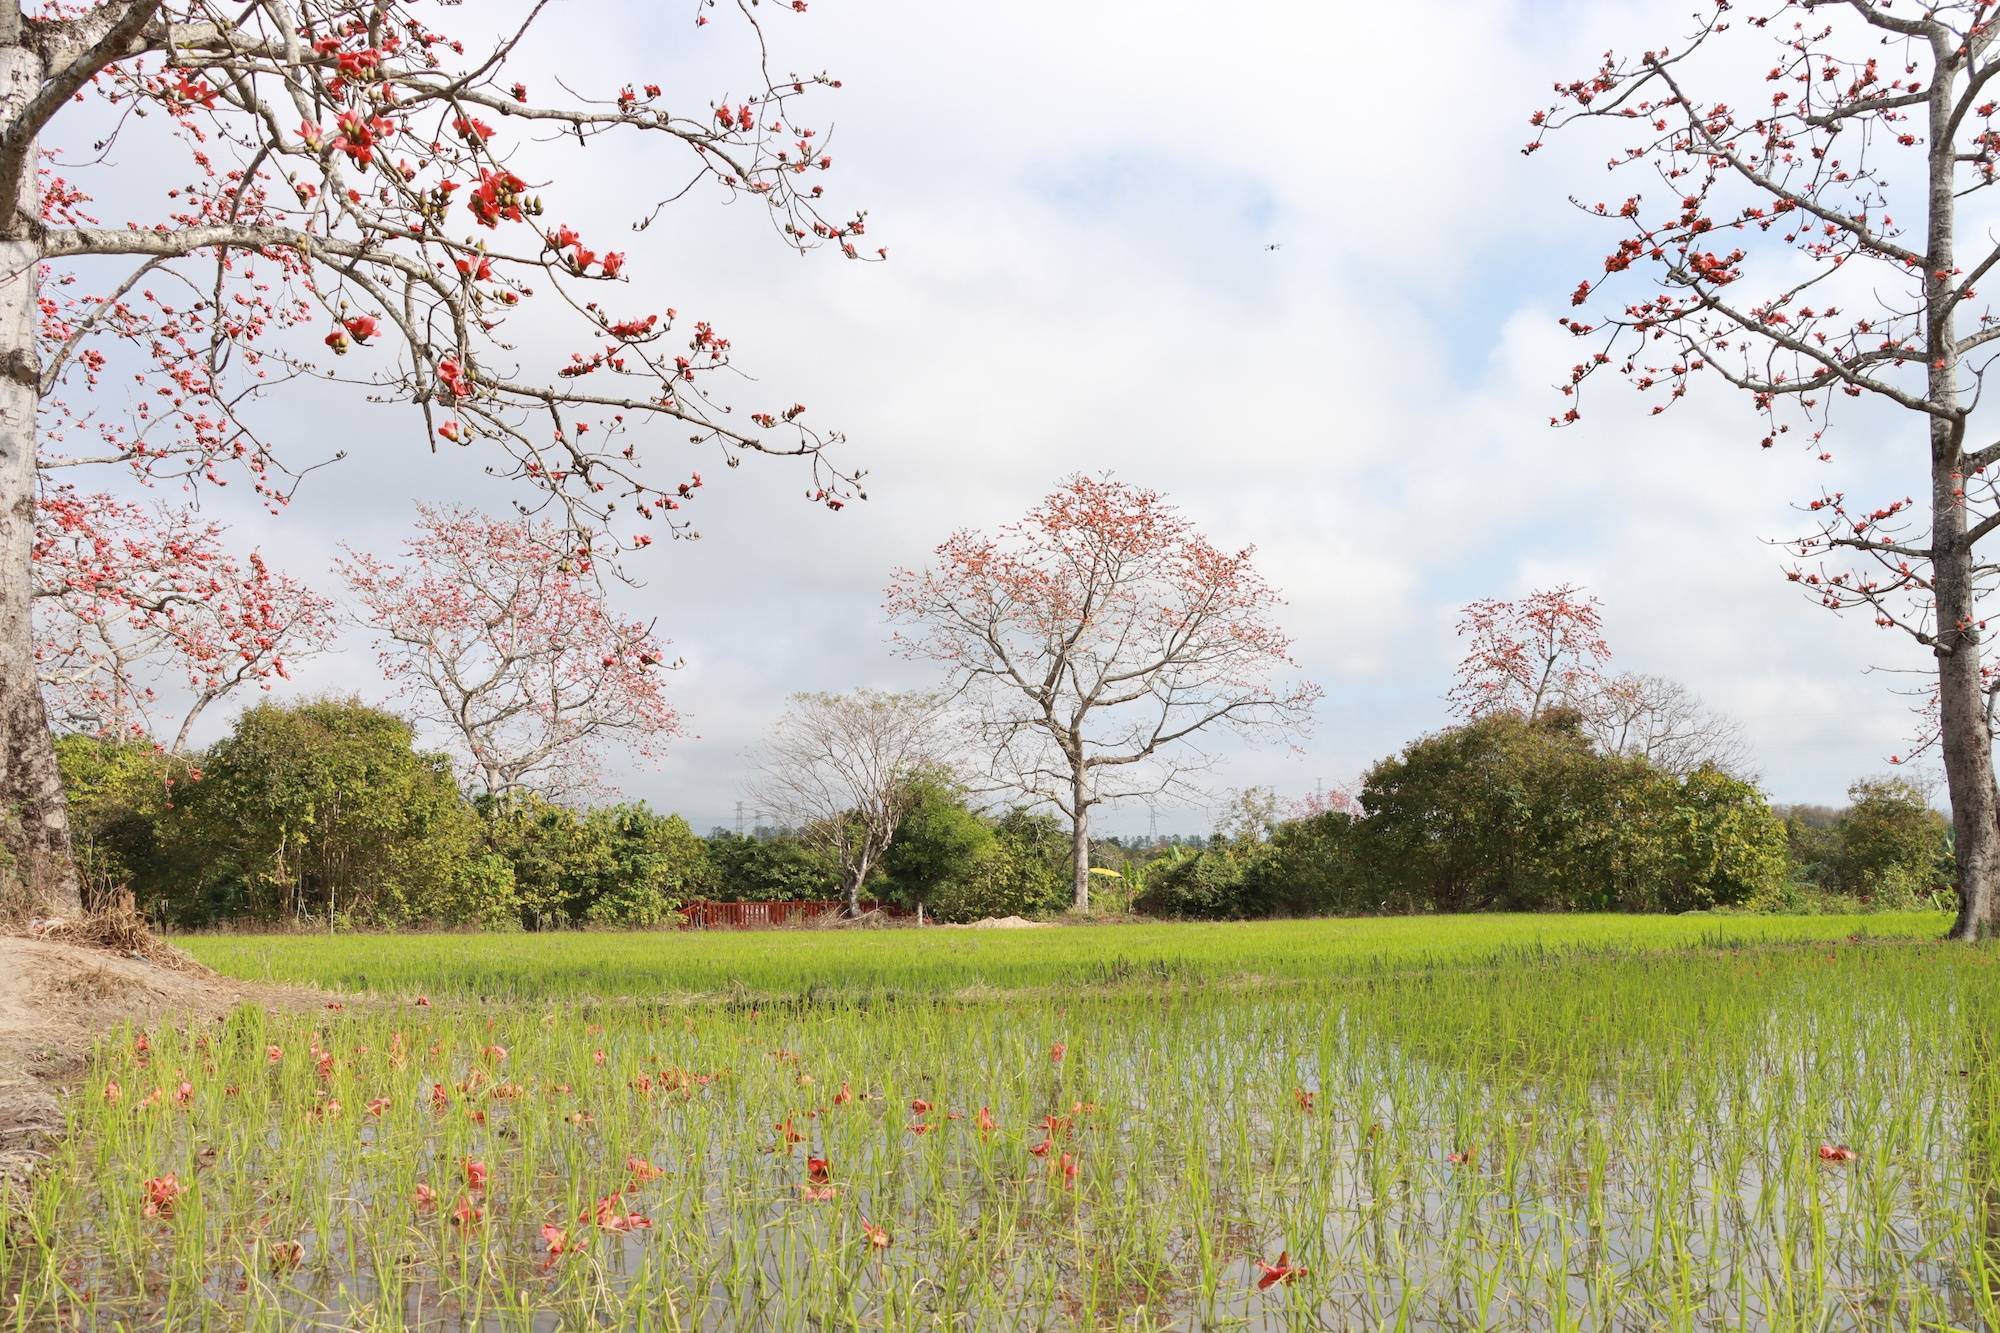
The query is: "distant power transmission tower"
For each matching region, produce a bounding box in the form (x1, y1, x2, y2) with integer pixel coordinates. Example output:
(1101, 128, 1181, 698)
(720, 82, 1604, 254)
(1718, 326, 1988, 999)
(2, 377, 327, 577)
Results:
(734, 800, 745, 836)
(1147, 805, 1160, 845)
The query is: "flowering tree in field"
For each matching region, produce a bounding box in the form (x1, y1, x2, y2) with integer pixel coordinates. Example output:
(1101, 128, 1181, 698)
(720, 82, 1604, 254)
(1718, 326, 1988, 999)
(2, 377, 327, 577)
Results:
(1528, 0, 2000, 937)
(1447, 584, 1611, 722)
(34, 490, 332, 751)
(886, 475, 1320, 913)
(339, 504, 679, 802)
(0, 0, 872, 913)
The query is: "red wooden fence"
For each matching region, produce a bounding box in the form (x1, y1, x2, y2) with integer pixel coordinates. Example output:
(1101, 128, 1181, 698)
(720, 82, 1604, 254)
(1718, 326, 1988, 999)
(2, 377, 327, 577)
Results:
(677, 899, 915, 930)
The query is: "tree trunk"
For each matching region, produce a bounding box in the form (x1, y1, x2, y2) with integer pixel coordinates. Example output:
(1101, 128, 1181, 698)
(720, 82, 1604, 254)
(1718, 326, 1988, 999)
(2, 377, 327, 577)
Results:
(0, 23, 76, 918)
(1923, 57, 2000, 941)
(1938, 531, 2000, 939)
(845, 849, 867, 917)
(1070, 778, 1090, 915)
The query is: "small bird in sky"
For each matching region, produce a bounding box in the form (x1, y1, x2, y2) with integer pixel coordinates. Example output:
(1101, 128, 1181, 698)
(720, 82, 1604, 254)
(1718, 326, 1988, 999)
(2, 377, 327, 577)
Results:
(1263, 242, 1283, 252)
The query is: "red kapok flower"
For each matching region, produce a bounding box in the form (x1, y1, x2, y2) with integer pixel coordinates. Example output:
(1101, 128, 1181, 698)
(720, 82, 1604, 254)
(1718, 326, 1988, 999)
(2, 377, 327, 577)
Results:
(1256, 1251, 1309, 1291)
(142, 1173, 182, 1218)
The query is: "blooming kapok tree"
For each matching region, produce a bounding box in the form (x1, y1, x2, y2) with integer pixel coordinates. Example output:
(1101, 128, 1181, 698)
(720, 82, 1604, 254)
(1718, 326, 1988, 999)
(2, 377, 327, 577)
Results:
(1446, 584, 1611, 722)
(338, 504, 678, 802)
(1528, 1, 2000, 938)
(886, 475, 1320, 913)
(0, 0, 873, 913)
(34, 488, 332, 751)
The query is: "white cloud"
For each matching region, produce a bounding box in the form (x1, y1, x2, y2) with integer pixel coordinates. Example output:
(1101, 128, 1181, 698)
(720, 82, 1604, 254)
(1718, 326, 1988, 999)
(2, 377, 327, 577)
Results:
(46, 0, 1959, 833)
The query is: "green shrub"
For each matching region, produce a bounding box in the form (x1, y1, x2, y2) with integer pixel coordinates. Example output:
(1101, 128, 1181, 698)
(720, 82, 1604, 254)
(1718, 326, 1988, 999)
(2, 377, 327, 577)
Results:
(925, 840, 1070, 922)
(1827, 778, 1952, 904)
(701, 832, 840, 902)
(156, 697, 492, 928)
(882, 776, 994, 910)
(1134, 847, 1255, 919)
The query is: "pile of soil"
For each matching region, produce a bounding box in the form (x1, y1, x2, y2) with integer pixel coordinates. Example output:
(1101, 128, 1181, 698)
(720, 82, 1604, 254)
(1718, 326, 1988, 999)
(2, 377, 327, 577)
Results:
(954, 915, 1054, 930)
(0, 934, 309, 1190)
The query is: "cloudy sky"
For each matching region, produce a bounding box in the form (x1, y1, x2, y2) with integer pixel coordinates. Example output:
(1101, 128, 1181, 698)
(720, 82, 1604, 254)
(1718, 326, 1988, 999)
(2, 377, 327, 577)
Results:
(74, 0, 1940, 835)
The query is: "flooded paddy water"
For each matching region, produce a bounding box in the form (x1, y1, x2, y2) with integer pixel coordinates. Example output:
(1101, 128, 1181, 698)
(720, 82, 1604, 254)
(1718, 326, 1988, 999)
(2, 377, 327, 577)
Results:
(4, 929, 1998, 1328)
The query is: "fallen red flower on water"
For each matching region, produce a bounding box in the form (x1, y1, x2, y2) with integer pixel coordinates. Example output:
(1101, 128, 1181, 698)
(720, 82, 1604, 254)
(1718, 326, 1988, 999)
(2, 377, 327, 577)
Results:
(540, 1223, 568, 1257)
(366, 1097, 391, 1117)
(1818, 1143, 1858, 1162)
(627, 1156, 664, 1183)
(910, 1097, 931, 1115)
(1059, 1152, 1079, 1186)
(1446, 1149, 1476, 1165)
(1050, 1041, 1067, 1064)
(1293, 1087, 1315, 1113)
(862, 1220, 891, 1248)
(413, 1183, 437, 1214)
(833, 1081, 853, 1105)
(1257, 1251, 1308, 1290)
(463, 1159, 488, 1192)
(806, 1156, 831, 1183)
(451, 1196, 482, 1228)
(265, 1045, 284, 1064)
(801, 1184, 839, 1202)
(142, 1174, 182, 1218)
(976, 1105, 997, 1133)
(413, 995, 430, 1007)
(268, 1240, 304, 1271)
(1028, 1137, 1052, 1158)
(583, 1194, 653, 1232)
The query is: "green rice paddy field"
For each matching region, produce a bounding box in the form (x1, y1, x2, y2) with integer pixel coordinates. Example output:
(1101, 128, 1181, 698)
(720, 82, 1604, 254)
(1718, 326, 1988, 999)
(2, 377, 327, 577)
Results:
(10, 911, 2000, 1329)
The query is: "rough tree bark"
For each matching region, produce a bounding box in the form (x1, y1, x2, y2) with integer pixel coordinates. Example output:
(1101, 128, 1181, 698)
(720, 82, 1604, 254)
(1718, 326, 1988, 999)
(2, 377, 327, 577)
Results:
(1069, 765, 1091, 915)
(0, 2, 78, 917)
(1928, 37, 2000, 940)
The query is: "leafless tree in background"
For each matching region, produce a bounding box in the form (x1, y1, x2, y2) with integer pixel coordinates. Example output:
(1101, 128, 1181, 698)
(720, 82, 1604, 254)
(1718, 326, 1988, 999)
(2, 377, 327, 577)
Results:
(1588, 673, 1752, 780)
(750, 689, 950, 916)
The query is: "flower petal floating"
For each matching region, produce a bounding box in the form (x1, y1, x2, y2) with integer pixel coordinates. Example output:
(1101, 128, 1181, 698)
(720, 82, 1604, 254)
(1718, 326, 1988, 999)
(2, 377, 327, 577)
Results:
(1818, 1143, 1858, 1162)
(1257, 1251, 1309, 1290)
(861, 1220, 892, 1249)
(141, 1173, 182, 1218)
(583, 1194, 653, 1232)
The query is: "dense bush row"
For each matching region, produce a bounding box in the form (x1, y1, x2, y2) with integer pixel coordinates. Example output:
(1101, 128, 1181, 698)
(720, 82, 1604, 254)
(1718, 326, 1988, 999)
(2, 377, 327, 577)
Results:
(57, 699, 1953, 929)
(1131, 712, 1953, 920)
(57, 698, 1075, 929)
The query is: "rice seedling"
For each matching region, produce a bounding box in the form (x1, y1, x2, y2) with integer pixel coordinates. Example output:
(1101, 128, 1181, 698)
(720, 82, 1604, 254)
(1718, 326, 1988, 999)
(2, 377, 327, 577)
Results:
(5, 914, 1997, 1329)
